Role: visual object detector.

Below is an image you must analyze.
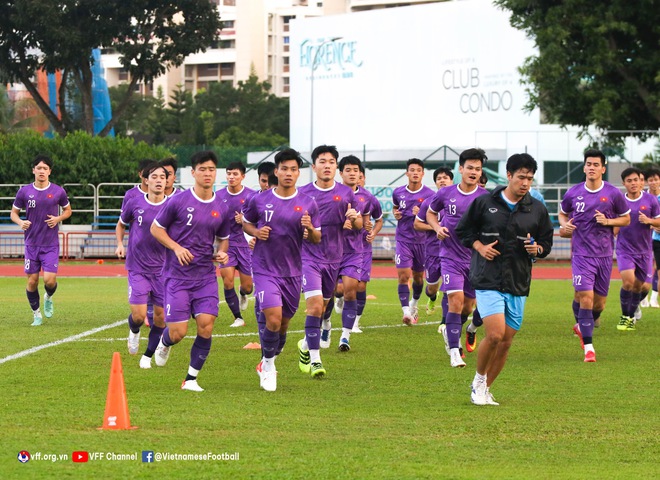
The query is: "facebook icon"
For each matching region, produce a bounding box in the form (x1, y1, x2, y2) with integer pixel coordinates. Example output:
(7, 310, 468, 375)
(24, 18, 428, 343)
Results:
(142, 451, 154, 463)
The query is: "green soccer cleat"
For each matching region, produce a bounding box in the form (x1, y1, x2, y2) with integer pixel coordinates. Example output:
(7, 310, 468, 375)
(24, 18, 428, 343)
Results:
(310, 362, 326, 378)
(617, 315, 633, 331)
(298, 339, 311, 373)
(426, 298, 436, 315)
(43, 294, 54, 318)
(31, 310, 43, 326)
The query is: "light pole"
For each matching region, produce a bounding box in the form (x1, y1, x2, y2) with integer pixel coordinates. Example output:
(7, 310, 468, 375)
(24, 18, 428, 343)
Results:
(309, 36, 342, 177)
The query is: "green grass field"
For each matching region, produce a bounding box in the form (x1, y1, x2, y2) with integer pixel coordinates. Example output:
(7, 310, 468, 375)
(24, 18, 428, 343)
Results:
(0, 276, 658, 479)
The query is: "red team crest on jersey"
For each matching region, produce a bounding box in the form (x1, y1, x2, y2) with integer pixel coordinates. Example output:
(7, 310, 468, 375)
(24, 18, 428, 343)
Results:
(294, 206, 303, 212)
(333, 195, 341, 202)
(418, 198, 424, 202)
(641, 205, 647, 211)
(47, 194, 53, 198)
(600, 197, 608, 202)
(211, 210, 219, 218)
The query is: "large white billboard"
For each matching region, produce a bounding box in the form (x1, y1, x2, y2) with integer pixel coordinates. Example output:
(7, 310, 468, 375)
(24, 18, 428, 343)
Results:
(290, 0, 540, 154)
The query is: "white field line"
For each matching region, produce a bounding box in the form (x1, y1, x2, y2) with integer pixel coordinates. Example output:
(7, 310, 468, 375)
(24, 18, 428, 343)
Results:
(0, 320, 125, 365)
(0, 319, 442, 363)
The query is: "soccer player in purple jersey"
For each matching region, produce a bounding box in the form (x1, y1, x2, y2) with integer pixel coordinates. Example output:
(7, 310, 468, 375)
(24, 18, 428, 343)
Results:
(242, 148, 321, 392)
(296, 145, 361, 375)
(217, 162, 256, 328)
(150, 151, 231, 392)
(559, 149, 630, 363)
(414, 167, 453, 318)
(257, 161, 276, 192)
(427, 148, 489, 368)
(161, 157, 181, 197)
(614, 167, 660, 330)
(456, 153, 553, 406)
(121, 159, 154, 210)
(393, 159, 435, 325)
(326, 155, 373, 348)
(641, 168, 660, 308)
(115, 162, 169, 368)
(11, 155, 72, 326)
(349, 168, 384, 333)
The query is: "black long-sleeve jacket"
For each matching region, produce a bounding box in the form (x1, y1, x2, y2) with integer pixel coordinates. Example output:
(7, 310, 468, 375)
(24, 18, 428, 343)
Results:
(455, 185, 554, 296)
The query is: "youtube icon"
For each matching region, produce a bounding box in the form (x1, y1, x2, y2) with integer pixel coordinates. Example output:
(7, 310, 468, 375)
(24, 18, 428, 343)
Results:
(72, 451, 89, 463)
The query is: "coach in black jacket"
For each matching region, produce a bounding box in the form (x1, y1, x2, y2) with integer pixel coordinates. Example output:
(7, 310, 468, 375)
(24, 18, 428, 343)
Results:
(455, 153, 553, 406)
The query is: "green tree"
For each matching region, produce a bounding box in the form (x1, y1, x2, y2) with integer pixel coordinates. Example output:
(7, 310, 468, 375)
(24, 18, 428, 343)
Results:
(496, 0, 660, 142)
(0, 1, 222, 137)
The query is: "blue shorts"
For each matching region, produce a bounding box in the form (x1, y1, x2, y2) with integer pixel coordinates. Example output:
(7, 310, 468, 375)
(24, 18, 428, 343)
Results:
(475, 290, 527, 331)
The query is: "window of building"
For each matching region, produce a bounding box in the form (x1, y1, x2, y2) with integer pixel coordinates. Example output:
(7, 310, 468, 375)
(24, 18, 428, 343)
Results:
(219, 39, 235, 49)
(223, 0, 236, 6)
(118, 68, 129, 81)
(198, 63, 219, 77)
(220, 63, 234, 76)
(185, 65, 194, 78)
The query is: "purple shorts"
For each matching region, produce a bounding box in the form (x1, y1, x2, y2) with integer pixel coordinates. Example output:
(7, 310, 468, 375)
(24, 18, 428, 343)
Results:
(225, 245, 252, 275)
(440, 258, 475, 298)
(24, 245, 60, 274)
(128, 271, 164, 307)
(395, 241, 425, 272)
(302, 261, 341, 300)
(358, 250, 373, 282)
(164, 277, 219, 323)
(617, 253, 653, 283)
(425, 255, 442, 285)
(572, 255, 613, 296)
(339, 252, 363, 281)
(253, 273, 302, 320)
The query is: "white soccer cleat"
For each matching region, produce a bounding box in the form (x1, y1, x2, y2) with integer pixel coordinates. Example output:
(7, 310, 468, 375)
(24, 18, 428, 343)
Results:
(651, 299, 660, 308)
(260, 370, 277, 392)
(471, 378, 487, 406)
(410, 306, 419, 324)
(139, 355, 152, 369)
(31, 310, 43, 327)
(181, 379, 204, 392)
(154, 339, 171, 367)
(127, 329, 140, 355)
(320, 328, 331, 349)
(440, 324, 450, 356)
(230, 318, 245, 328)
(485, 388, 500, 406)
(351, 325, 363, 333)
(450, 348, 466, 368)
(239, 294, 249, 311)
(334, 297, 344, 314)
(640, 297, 650, 308)
(634, 305, 642, 321)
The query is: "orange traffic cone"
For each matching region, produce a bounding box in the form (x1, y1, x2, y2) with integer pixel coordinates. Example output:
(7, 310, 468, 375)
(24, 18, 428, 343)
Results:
(99, 352, 137, 430)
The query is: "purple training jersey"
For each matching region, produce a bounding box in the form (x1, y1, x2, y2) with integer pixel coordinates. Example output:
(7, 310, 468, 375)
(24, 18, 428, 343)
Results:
(300, 181, 357, 264)
(429, 184, 489, 263)
(121, 185, 148, 212)
(217, 185, 256, 248)
(243, 188, 320, 278)
(362, 191, 383, 251)
(393, 185, 435, 245)
(342, 185, 372, 254)
(13, 182, 70, 247)
(616, 191, 660, 256)
(561, 181, 630, 258)
(153, 188, 231, 280)
(416, 196, 442, 253)
(120, 193, 168, 274)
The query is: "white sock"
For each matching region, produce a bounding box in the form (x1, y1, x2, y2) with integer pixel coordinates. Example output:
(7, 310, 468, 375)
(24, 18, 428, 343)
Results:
(301, 338, 309, 350)
(354, 315, 361, 327)
(44, 293, 51, 300)
(410, 298, 418, 309)
(450, 347, 460, 356)
(341, 328, 351, 341)
(473, 372, 487, 384)
(309, 349, 321, 363)
(652, 291, 659, 302)
(584, 343, 595, 353)
(402, 306, 410, 316)
(263, 357, 275, 372)
(33, 308, 40, 314)
(187, 366, 200, 378)
(322, 320, 331, 331)
(467, 322, 478, 333)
